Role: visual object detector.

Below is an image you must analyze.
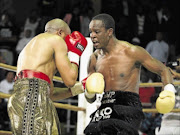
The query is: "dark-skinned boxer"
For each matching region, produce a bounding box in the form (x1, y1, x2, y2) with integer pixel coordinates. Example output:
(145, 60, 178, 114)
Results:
(83, 14, 176, 135)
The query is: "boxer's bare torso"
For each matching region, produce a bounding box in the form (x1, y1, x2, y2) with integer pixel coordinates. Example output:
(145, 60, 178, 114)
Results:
(89, 41, 141, 93)
(88, 40, 172, 94)
(14, 18, 86, 101)
(89, 19, 172, 94)
(17, 32, 71, 91)
(17, 33, 58, 80)
(96, 44, 140, 93)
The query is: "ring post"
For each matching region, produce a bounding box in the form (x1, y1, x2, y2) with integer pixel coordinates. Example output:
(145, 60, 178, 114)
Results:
(77, 37, 98, 135)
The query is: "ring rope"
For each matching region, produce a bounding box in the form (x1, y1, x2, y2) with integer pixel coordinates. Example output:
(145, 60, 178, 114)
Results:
(0, 92, 85, 112)
(0, 63, 63, 82)
(139, 82, 180, 87)
(1, 108, 180, 135)
(1, 92, 180, 113)
(0, 63, 180, 112)
(1, 63, 180, 86)
(1, 64, 180, 134)
(143, 108, 180, 113)
(0, 130, 12, 135)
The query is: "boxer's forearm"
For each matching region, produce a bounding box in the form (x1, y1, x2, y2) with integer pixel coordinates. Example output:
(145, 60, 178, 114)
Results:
(161, 67, 173, 86)
(50, 87, 72, 101)
(50, 82, 84, 101)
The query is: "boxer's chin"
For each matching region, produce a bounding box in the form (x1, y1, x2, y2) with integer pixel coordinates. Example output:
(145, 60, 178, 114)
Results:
(93, 43, 100, 49)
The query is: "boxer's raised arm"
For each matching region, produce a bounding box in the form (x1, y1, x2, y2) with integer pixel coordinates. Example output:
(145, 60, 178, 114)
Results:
(53, 37, 78, 87)
(53, 31, 87, 87)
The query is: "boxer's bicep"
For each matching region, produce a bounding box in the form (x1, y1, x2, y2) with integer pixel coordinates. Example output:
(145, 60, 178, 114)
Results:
(53, 40, 78, 87)
(54, 41, 69, 72)
(136, 46, 166, 75)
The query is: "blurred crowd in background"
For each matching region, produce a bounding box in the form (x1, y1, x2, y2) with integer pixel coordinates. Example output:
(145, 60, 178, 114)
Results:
(0, 0, 179, 134)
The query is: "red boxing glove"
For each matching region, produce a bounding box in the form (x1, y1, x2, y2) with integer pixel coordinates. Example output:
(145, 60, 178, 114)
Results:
(65, 31, 87, 66)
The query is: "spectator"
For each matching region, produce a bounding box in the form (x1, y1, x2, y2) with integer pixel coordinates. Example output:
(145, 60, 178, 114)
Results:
(156, 2, 164, 26)
(63, 5, 82, 32)
(0, 71, 15, 95)
(132, 4, 147, 47)
(0, 0, 16, 19)
(0, 71, 15, 130)
(23, 9, 40, 37)
(157, 4, 174, 31)
(131, 36, 141, 45)
(16, 28, 32, 56)
(0, 12, 13, 27)
(145, 32, 169, 94)
(0, 12, 18, 43)
(135, 5, 145, 38)
(79, 0, 94, 37)
(0, 12, 19, 65)
(146, 31, 169, 63)
(81, 8, 94, 37)
(0, 48, 13, 65)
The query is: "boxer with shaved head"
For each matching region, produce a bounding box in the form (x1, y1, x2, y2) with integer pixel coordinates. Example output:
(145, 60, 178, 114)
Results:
(8, 18, 87, 135)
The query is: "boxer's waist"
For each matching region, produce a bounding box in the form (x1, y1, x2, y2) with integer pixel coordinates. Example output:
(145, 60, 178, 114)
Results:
(15, 70, 51, 84)
(101, 90, 142, 107)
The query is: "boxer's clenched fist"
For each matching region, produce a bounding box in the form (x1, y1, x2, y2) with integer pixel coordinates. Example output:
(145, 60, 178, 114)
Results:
(65, 31, 87, 67)
(82, 73, 105, 99)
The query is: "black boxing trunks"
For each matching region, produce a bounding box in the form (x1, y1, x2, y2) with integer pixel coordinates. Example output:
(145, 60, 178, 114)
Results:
(8, 70, 61, 135)
(84, 91, 144, 135)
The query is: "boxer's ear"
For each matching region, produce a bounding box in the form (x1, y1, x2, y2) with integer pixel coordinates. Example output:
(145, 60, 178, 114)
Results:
(58, 29, 67, 40)
(108, 28, 113, 37)
(57, 29, 62, 36)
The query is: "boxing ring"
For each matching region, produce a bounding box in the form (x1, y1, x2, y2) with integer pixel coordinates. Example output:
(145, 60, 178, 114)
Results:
(0, 38, 180, 135)
(0, 63, 180, 135)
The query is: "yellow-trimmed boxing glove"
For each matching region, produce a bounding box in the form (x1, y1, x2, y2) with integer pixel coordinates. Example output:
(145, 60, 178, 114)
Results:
(82, 73, 105, 99)
(156, 84, 176, 114)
